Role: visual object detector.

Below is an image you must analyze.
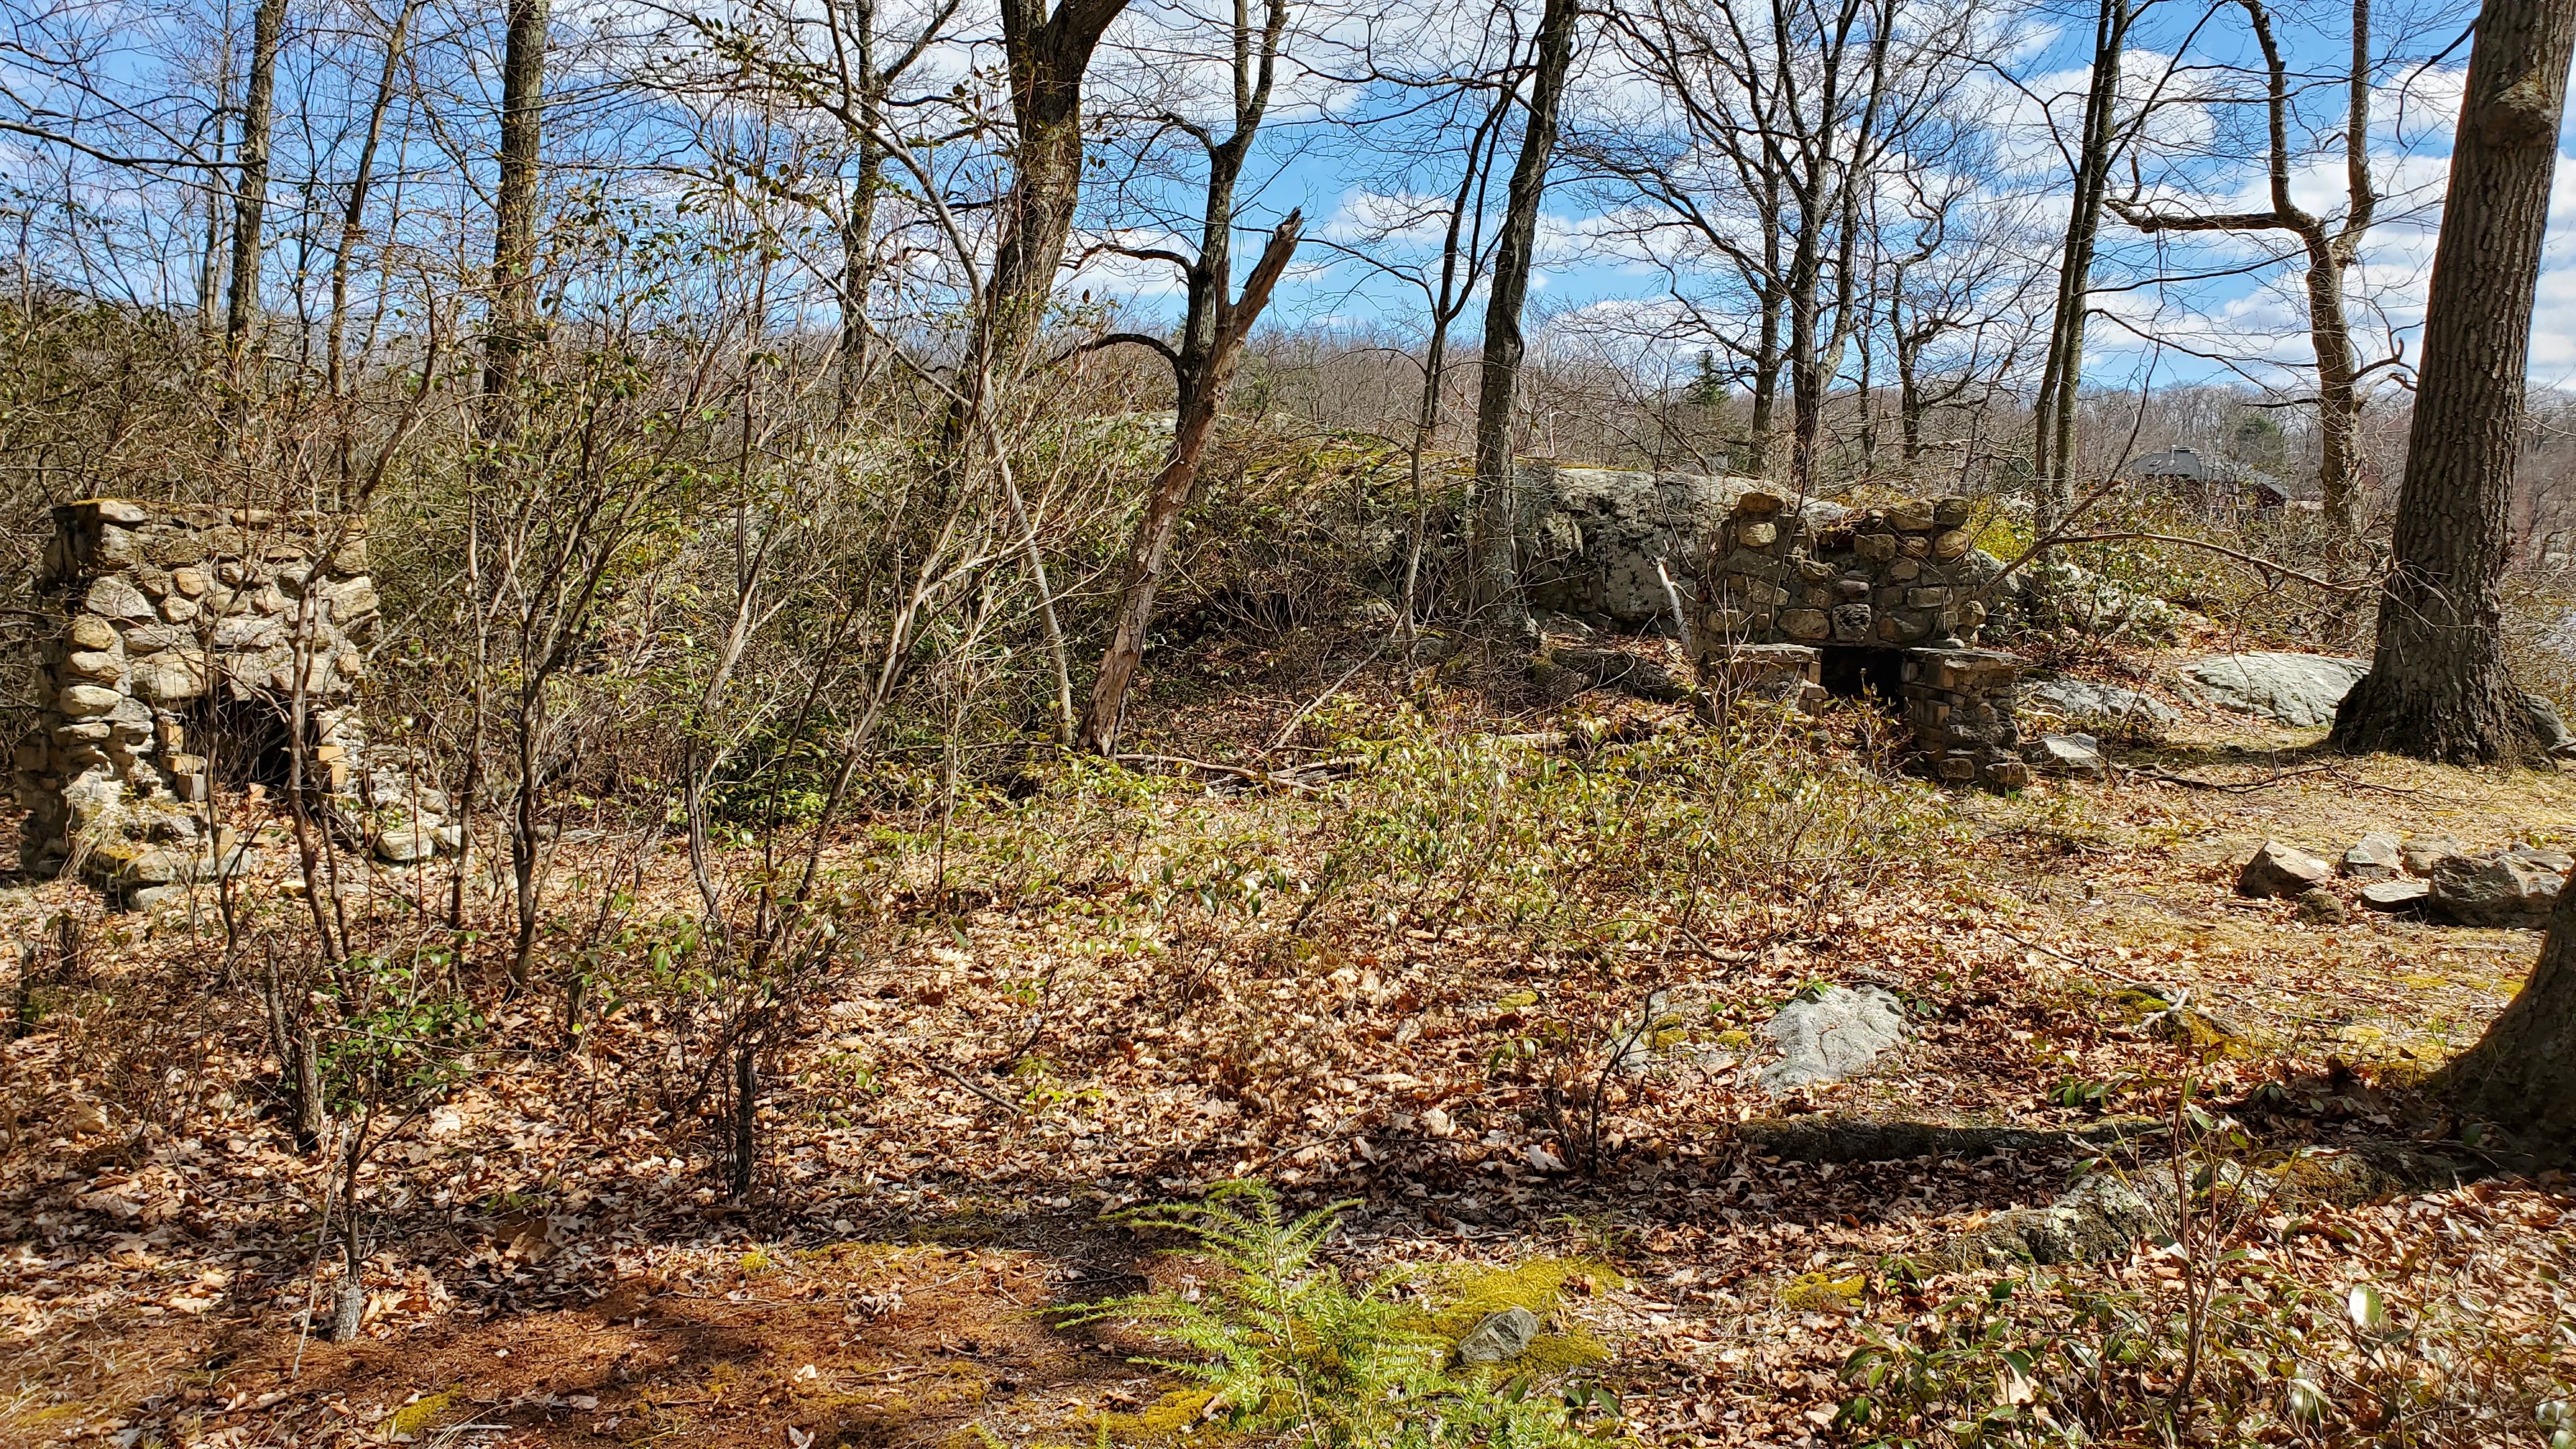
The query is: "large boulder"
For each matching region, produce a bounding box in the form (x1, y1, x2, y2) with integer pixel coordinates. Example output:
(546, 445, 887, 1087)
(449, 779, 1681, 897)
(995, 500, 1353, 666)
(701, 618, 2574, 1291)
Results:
(1515, 463, 1838, 627)
(2021, 676, 2178, 731)
(2429, 853, 2563, 927)
(1756, 984, 1906, 1095)
(2523, 694, 2576, 758)
(2178, 653, 2368, 728)
(2239, 840, 2333, 898)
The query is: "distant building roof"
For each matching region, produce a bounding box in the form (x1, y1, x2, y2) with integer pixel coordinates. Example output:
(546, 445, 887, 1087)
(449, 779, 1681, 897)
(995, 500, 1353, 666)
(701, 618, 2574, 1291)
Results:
(2125, 446, 2316, 504)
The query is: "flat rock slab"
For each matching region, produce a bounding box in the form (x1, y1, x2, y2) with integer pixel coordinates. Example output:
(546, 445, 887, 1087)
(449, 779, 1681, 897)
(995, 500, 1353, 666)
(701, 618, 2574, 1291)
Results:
(1758, 984, 1906, 1095)
(2361, 879, 2430, 913)
(2021, 677, 2178, 730)
(2180, 653, 2367, 728)
(2030, 733, 2106, 776)
(2239, 839, 2333, 898)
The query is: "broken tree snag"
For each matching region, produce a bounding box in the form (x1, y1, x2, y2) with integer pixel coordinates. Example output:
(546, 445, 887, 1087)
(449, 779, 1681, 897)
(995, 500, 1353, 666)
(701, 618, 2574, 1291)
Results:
(1081, 212, 1304, 756)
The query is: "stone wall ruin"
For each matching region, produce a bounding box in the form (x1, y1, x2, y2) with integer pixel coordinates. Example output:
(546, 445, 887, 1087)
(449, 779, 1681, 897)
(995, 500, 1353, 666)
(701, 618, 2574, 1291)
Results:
(15, 500, 375, 900)
(1691, 487, 2029, 790)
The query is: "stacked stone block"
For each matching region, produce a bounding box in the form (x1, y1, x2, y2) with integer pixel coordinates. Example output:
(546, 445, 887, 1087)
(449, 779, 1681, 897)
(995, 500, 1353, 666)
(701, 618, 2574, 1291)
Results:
(1697, 490, 1988, 651)
(15, 500, 374, 895)
(1689, 488, 2029, 790)
(1900, 648, 2029, 790)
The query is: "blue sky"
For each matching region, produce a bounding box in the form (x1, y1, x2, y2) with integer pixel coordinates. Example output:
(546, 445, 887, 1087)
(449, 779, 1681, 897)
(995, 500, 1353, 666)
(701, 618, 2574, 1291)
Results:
(1057, 0, 2576, 401)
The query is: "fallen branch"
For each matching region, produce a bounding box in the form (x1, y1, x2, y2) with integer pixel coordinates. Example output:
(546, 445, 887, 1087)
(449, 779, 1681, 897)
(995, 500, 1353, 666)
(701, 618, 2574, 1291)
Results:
(928, 1061, 1023, 1117)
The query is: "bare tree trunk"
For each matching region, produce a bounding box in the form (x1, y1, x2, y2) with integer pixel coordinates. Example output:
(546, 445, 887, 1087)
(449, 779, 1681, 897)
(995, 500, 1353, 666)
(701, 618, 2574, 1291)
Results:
(1081, 216, 1304, 754)
(222, 0, 289, 372)
(2033, 0, 2130, 533)
(1472, 0, 1580, 624)
(837, 137, 883, 415)
(2330, 0, 2572, 765)
(945, 0, 1130, 446)
(482, 0, 549, 417)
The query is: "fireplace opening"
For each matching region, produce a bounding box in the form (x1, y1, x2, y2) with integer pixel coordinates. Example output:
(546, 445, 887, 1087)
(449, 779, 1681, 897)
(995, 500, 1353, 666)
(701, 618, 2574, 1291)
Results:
(1819, 645, 1906, 703)
(190, 693, 301, 792)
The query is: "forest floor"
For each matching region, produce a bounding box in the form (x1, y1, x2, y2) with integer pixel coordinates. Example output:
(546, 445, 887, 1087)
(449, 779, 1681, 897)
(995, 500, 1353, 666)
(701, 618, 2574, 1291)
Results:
(2, 630, 2573, 1448)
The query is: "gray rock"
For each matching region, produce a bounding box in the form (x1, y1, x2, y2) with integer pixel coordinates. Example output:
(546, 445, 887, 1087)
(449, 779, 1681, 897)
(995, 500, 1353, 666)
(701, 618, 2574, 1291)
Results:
(2430, 854, 2563, 926)
(2239, 840, 2334, 898)
(2525, 694, 2576, 758)
(374, 825, 441, 865)
(2341, 833, 2402, 880)
(2020, 677, 2179, 731)
(2179, 653, 2369, 728)
(1757, 984, 1907, 1094)
(2402, 835, 2467, 876)
(2507, 843, 2575, 873)
(1945, 1171, 2163, 1267)
(1515, 464, 1840, 627)
(2360, 879, 2430, 913)
(84, 574, 154, 621)
(1454, 1306, 1543, 1364)
(2029, 733, 2106, 776)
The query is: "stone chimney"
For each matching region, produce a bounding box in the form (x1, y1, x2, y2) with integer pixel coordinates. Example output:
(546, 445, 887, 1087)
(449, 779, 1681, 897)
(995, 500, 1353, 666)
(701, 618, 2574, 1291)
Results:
(15, 500, 374, 901)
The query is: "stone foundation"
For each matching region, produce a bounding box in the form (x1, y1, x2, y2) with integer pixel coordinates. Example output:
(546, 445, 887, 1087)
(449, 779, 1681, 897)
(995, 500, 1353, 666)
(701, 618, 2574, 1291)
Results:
(1695, 641, 2028, 789)
(1901, 648, 2029, 790)
(1695, 490, 1989, 651)
(1687, 488, 2027, 788)
(15, 500, 375, 898)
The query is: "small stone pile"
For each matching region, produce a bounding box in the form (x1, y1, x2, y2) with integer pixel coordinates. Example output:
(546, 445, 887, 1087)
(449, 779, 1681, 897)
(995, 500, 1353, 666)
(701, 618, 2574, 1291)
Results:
(15, 500, 374, 902)
(1697, 491, 1988, 649)
(1900, 649, 2031, 790)
(2237, 833, 2569, 926)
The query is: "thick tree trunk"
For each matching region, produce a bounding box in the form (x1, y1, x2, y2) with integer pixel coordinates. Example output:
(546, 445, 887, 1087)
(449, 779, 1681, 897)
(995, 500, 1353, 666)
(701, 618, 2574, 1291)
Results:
(2442, 880, 2576, 1157)
(1747, 281, 1781, 476)
(222, 0, 289, 367)
(2329, 0, 2571, 765)
(1082, 217, 1303, 755)
(1472, 0, 1580, 622)
(482, 0, 549, 412)
(954, 0, 1129, 434)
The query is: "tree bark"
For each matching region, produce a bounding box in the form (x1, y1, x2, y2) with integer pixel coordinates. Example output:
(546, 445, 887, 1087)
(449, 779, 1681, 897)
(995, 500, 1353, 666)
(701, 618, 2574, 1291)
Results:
(838, 136, 884, 415)
(2033, 0, 2130, 533)
(482, 0, 549, 415)
(222, 0, 289, 368)
(2443, 879, 2576, 1157)
(1472, 0, 1580, 623)
(966, 0, 1131, 409)
(2328, 0, 2572, 765)
(1081, 215, 1303, 754)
